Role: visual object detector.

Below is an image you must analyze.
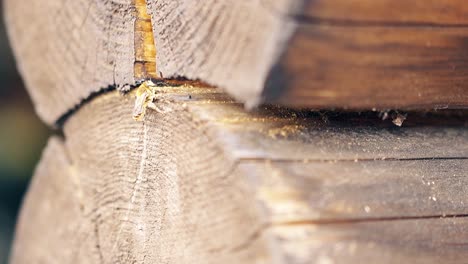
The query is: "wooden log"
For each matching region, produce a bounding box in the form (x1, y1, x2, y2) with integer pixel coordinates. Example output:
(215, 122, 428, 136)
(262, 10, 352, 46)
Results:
(4, 0, 157, 125)
(12, 85, 468, 263)
(300, 1, 468, 24)
(267, 25, 468, 109)
(149, 0, 468, 109)
(10, 138, 94, 263)
(5, 0, 468, 125)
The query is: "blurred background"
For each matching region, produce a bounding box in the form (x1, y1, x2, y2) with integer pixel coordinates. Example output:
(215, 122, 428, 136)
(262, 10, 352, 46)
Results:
(0, 5, 50, 263)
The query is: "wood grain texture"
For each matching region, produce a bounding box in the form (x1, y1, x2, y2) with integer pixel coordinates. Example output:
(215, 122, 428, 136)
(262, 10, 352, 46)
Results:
(268, 218, 468, 264)
(134, 0, 158, 80)
(149, 0, 468, 110)
(146, 0, 298, 107)
(4, 0, 138, 125)
(11, 137, 93, 263)
(6, 0, 468, 125)
(12, 86, 468, 263)
(267, 25, 468, 109)
(240, 159, 468, 222)
(301, 0, 468, 25)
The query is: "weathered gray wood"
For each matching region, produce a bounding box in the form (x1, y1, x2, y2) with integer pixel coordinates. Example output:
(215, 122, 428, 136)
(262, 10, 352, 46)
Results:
(13, 89, 268, 263)
(12, 85, 468, 263)
(4, 0, 147, 125)
(268, 218, 468, 264)
(7, 0, 468, 126)
(10, 138, 94, 263)
(186, 103, 468, 160)
(147, 0, 298, 107)
(239, 160, 468, 222)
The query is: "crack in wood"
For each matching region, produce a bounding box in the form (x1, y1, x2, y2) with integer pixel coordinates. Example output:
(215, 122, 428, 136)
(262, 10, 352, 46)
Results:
(52, 0, 159, 128)
(94, 215, 105, 264)
(270, 213, 468, 225)
(228, 213, 468, 254)
(134, 0, 158, 81)
(109, 121, 149, 258)
(240, 156, 468, 164)
(52, 79, 213, 128)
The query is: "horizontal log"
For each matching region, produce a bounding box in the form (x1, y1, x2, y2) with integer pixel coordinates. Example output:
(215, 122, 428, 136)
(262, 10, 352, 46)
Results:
(269, 218, 468, 264)
(267, 25, 468, 109)
(12, 85, 468, 263)
(301, 1, 468, 25)
(6, 0, 468, 125)
(150, 0, 468, 110)
(4, 0, 154, 124)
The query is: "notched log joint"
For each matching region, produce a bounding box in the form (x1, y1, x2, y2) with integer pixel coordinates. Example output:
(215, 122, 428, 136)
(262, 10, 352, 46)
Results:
(134, 0, 159, 81)
(55, 0, 159, 128)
